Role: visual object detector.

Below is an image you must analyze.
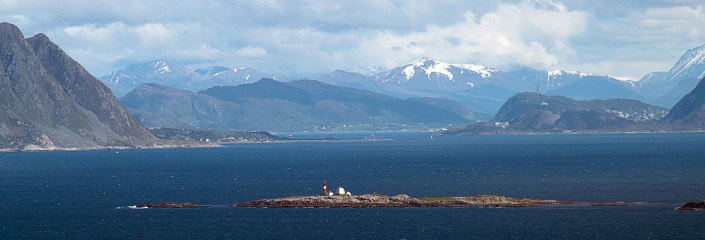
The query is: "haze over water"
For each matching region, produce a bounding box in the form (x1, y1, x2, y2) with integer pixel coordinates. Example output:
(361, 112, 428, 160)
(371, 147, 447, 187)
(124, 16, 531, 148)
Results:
(2, 133, 705, 238)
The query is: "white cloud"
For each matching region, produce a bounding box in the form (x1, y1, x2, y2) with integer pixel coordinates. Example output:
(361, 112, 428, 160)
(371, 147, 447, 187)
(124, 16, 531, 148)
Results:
(62, 22, 129, 45)
(133, 24, 178, 48)
(640, 6, 705, 40)
(574, 4, 705, 79)
(235, 46, 268, 58)
(571, 61, 675, 81)
(4, 0, 705, 81)
(322, 0, 587, 73)
(599, 5, 705, 45)
(0, 14, 33, 26)
(45, 21, 227, 74)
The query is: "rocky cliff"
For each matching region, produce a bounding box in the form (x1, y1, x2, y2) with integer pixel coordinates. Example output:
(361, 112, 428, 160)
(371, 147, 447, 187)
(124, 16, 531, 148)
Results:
(661, 77, 705, 130)
(0, 22, 155, 150)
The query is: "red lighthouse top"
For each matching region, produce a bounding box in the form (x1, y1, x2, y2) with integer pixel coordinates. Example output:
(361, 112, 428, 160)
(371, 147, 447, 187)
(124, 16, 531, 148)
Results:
(322, 181, 327, 196)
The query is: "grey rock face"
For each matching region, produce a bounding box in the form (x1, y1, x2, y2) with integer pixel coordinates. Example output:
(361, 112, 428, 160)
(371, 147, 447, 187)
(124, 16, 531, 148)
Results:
(661, 77, 705, 130)
(0, 22, 155, 150)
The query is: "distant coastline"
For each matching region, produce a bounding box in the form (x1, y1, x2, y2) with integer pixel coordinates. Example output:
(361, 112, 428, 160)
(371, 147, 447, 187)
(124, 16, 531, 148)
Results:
(6, 130, 705, 153)
(440, 128, 705, 136)
(0, 137, 396, 153)
(0, 141, 220, 153)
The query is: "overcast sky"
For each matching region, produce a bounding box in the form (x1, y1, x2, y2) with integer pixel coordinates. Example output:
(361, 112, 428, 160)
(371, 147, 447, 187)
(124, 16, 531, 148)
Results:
(2, 0, 705, 80)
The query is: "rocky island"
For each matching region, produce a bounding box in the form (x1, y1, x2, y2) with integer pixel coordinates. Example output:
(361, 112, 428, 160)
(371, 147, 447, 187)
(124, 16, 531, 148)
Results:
(677, 201, 705, 210)
(232, 194, 574, 208)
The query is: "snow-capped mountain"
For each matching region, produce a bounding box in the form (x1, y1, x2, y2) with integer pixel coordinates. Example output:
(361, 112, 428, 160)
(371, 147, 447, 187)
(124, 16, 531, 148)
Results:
(316, 57, 639, 115)
(100, 60, 209, 97)
(639, 44, 705, 107)
(99, 60, 281, 97)
(663, 45, 705, 83)
(374, 57, 499, 90)
(372, 58, 636, 95)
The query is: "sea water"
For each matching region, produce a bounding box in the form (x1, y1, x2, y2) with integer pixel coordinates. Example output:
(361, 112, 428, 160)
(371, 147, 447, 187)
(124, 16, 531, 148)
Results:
(1, 133, 705, 239)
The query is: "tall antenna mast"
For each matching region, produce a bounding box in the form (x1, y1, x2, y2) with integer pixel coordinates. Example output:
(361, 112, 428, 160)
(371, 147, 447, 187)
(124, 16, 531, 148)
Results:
(536, 83, 540, 95)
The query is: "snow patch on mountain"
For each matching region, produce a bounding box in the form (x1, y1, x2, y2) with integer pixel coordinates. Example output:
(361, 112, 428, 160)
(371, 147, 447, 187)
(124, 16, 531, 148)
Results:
(159, 65, 171, 73)
(457, 64, 496, 78)
(547, 70, 562, 78)
(153, 61, 172, 74)
(609, 75, 636, 82)
(421, 59, 454, 80)
(547, 70, 595, 78)
(403, 65, 415, 80)
(104, 70, 136, 85)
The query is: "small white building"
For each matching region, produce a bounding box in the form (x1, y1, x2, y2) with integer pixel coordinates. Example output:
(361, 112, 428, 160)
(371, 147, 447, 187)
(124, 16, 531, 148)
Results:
(337, 187, 346, 195)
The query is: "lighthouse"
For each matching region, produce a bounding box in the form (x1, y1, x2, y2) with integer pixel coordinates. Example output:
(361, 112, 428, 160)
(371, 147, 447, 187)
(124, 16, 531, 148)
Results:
(322, 181, 327, 196)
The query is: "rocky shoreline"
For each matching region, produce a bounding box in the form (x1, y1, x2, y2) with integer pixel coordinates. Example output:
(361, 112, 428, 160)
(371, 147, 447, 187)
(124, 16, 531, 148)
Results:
(0, 141, 220, 153)
(232, 194, 576, 208)
(0, 138, 393, 153)
(131, 195, 705, 210)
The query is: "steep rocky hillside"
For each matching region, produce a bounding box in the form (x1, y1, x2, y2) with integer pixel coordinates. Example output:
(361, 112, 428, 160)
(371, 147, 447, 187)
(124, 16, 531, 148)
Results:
(0, 22, 154, 150)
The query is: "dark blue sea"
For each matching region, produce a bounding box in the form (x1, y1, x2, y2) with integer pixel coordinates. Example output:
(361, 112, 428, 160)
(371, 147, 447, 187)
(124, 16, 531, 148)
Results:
(2, 133, 705, 239)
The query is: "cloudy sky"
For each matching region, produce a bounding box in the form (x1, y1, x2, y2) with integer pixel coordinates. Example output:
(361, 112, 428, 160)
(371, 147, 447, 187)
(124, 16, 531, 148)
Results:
(2, 0, 705, 80)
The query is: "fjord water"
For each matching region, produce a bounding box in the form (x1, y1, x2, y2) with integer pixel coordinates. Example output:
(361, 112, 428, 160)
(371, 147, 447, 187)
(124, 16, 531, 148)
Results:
(2, 133, 705, 239)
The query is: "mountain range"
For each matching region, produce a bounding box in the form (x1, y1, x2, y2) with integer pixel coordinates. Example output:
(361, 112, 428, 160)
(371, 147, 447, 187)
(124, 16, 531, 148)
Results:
(99, 41, 705, 117)
(0, 22, 155, 150)
(315, 58, 640, 115)
(314, 43, 705, 114)
(120, 79, 487, 132)
(99, 60, 280, 97)
(316, 44, 705, 113)
(99, 58, 640, 116)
